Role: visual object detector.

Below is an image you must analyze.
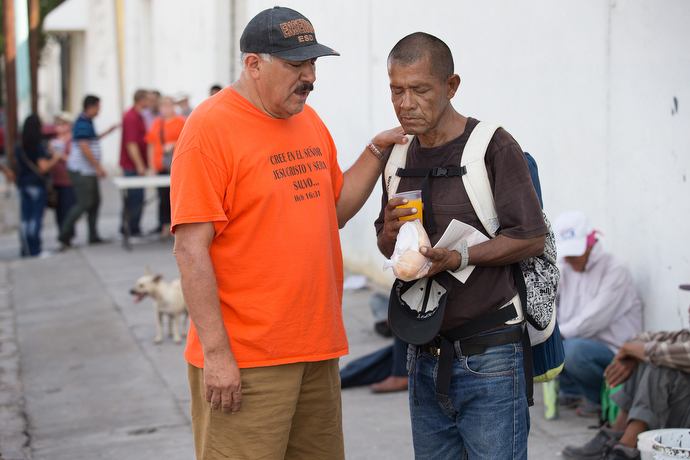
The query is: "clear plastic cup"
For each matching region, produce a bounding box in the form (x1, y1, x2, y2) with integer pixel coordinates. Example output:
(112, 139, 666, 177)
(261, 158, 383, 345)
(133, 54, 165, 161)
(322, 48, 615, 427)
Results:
(394, 190, 423, 222)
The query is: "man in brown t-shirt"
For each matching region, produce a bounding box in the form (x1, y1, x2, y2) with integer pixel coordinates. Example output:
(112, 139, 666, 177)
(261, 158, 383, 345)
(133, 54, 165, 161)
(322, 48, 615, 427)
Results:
(375, 33, 547, 459)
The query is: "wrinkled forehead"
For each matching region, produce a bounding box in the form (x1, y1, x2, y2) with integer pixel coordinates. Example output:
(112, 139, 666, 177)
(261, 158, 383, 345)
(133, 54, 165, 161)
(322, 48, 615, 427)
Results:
(388, 59, 440, 87)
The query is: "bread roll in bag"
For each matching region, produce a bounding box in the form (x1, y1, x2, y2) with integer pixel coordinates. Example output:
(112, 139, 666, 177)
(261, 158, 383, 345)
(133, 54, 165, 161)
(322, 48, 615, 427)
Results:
(382, 219, 432, 282)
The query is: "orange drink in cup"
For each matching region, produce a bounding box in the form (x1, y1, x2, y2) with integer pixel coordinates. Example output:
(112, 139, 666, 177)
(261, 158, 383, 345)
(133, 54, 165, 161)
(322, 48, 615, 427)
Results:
(394, 190, 423, 223)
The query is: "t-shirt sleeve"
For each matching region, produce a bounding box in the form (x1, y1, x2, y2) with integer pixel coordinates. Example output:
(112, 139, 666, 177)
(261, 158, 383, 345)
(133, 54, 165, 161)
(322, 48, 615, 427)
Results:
(170, 147, 230, 237)
(489, 132, 547, 239)
(144, 120, 157, 145)
(73, 120, 96, 140)
(329, 140, 343, 203)
(171, 118, 186, 140)
(37, 145, 50, 160)
(122, 113, 140, 144)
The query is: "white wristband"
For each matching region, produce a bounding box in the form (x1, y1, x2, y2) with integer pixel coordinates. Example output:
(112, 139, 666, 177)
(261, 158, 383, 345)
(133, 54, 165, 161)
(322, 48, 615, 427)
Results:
(452, 239, 469, 273)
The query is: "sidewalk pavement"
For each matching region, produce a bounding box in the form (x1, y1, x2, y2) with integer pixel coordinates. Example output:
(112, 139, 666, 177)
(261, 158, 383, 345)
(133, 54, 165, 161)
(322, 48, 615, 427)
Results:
(0, 176, 596, 459)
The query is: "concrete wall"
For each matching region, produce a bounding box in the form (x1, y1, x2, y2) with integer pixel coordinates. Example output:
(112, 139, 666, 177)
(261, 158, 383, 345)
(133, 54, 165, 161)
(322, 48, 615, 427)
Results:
(83, 0, 122, 167)
(121, 0, 233, 107)
(237, 0, 690, 331)
(38, 0, 690, 331)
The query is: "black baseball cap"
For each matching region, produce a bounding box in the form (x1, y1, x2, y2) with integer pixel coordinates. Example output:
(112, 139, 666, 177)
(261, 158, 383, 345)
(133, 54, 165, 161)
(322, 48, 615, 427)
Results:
(240, 6, 340, 62)
(388, 273, 454, 346)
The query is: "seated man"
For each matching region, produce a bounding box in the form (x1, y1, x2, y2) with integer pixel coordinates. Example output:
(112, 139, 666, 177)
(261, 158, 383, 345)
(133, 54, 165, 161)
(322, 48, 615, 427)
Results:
(340, 293, 408, 392)
(554, 211, 643, 413)
(563, 284, 690, 460)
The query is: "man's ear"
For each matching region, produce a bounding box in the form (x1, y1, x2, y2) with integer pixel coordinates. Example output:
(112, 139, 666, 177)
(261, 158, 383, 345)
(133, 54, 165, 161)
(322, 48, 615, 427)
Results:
(446, 74, 461, 99)
(244, 54, 262, 80)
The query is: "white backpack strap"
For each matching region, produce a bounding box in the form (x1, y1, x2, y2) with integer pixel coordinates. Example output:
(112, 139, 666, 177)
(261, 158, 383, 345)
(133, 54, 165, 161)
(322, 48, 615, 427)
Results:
(460, 122, 502, 237)
(385, 135, 415, 200)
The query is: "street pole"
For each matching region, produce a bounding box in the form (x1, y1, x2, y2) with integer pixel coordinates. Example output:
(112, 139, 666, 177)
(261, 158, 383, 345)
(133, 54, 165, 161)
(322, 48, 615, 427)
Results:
(28, 0, 40, 115)
(4, 0, 19, 173)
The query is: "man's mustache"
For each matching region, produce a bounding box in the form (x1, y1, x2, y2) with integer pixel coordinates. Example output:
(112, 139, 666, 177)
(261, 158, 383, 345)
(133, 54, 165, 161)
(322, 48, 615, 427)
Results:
(295, 83, 314, 92)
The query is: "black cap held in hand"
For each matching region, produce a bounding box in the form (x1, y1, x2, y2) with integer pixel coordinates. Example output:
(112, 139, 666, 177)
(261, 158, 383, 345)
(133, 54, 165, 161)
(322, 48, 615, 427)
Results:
(240, 6, 340, 61)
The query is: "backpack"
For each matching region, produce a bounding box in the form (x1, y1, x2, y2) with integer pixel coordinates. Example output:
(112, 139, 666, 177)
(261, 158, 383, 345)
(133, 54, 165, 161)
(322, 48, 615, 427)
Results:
(459, 122, 560, 345)
(385, 122, 564, 403)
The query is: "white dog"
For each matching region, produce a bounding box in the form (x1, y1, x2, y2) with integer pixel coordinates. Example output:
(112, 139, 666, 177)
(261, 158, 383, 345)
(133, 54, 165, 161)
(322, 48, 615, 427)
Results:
(130, 268, 188, 344)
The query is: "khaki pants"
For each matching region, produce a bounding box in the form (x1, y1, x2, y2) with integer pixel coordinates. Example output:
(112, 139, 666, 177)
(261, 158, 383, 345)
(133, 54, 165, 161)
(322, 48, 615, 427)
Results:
(188, 359, 344, 460)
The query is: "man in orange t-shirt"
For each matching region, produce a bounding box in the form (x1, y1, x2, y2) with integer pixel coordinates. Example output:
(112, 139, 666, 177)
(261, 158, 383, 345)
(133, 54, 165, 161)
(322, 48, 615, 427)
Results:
(170, 7, 406, 459)
(145, 96, 185, 238)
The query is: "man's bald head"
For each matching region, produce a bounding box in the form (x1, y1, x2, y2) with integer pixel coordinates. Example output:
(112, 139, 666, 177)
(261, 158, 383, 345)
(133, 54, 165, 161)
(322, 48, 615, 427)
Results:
(387, 32, 454, 83)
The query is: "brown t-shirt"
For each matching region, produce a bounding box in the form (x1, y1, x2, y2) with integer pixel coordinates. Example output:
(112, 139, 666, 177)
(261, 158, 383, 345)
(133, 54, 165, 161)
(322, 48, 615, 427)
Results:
(375, 117, 548, 332)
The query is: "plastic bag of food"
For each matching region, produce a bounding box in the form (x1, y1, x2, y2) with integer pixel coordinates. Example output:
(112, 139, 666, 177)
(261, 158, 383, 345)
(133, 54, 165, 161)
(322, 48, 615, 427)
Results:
(383, 219, 432, 282)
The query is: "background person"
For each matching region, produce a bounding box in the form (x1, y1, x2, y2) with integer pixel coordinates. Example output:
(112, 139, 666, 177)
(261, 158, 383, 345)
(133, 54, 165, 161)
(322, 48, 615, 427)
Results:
(47, 112, 76, 239)
(145, 96, 185, 239)
(554, 211, 643, 415)
(59, 95, 118, 247)
(119, 89, 150, 238)
(141, 90, 161, 130)
(209, 84, 222, 96)
(173, 92, 193, 118)
(15, 114, 64, 256)
(563, 284, 690, 460)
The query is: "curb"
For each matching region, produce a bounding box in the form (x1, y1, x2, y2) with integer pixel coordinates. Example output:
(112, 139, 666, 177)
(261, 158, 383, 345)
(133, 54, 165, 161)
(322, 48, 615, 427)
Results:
(0, 262, 31, 460)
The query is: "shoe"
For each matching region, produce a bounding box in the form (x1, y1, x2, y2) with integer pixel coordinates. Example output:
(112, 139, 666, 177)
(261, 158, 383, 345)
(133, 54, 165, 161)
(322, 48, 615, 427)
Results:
(604, 446, 640, 460)
(58, 235, 72, 250)
(370, 376, 408, 393)
(562, 427, 624, 460)
(89, 237, 111, 245)
(560, 396, 584, 408)
(576, 399, 601, 418)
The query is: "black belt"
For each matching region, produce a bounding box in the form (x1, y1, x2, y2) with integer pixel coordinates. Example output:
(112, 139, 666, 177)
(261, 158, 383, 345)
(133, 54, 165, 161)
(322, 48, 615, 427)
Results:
(419, 326, 523, 404)
(420, 327, 523, 358)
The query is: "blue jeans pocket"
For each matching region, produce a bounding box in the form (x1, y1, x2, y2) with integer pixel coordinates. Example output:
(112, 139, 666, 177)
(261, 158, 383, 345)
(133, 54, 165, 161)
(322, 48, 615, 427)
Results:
(462, 343, 518, 377)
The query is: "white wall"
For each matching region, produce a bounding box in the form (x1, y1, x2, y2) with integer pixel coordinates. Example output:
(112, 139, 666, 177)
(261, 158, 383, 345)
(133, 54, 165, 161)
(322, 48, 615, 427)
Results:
(238, 0, 690, 331)
(39, 0, 690, 331)
(122, 0, 232, 110)
(84, 0, 122, 169)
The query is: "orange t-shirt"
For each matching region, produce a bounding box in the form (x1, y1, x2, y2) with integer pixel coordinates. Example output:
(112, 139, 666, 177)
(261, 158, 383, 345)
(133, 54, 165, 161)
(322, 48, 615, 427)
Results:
(170, 87, 347, 369)
(144, 116, 186, 172)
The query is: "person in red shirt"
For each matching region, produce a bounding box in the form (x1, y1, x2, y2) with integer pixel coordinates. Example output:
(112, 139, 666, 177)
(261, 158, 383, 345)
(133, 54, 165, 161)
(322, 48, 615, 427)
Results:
(119, 89, 149, 237)
(145, 96, 185, 239)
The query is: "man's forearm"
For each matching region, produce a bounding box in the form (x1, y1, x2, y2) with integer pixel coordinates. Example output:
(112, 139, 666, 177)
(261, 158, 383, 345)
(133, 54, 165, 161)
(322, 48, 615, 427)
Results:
(336, 129, 409, 228)
(126, 143, 146, 171)
(336, 149, 381, 228)
(147, 144, 155, 171)
(174, 229, 232, 356)
(468, 234, 545, 267)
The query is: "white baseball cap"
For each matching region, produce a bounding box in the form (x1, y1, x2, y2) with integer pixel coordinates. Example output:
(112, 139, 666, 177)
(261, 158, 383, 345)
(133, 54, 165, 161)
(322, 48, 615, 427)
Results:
(553, 211, 593, 258)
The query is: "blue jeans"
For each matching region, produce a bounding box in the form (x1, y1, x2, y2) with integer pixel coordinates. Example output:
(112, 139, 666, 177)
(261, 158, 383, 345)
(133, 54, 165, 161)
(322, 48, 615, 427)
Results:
(560, 337, 614, 404)
(407, 327, 530, 460)
(54, 185, 76, 238)
(19, 185, 47, 257)
(122, 169, 144, 235)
